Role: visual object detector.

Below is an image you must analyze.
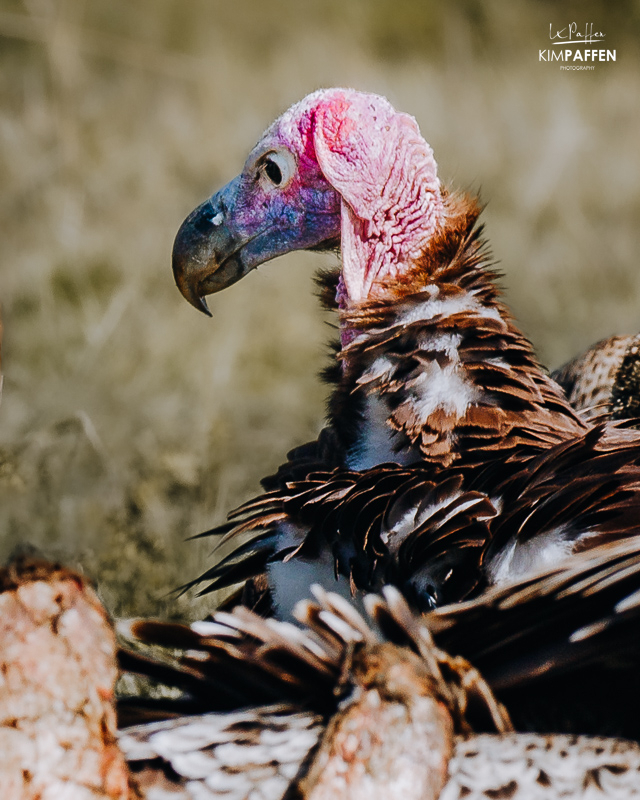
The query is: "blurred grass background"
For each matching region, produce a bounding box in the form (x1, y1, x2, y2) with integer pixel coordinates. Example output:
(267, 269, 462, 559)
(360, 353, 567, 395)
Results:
(0, 0, 639, 619)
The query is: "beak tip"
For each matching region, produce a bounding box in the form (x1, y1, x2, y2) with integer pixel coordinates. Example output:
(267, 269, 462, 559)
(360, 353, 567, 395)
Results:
(199, 297, 212, 317)
(174, 272, 213, 317)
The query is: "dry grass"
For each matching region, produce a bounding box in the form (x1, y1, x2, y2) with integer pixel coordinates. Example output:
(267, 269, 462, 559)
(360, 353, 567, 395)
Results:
(0, 0, 639, 619)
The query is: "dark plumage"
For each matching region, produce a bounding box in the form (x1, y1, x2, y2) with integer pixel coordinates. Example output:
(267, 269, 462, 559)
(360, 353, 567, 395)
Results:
(429, 538, 640, 738)
(118, 540, 640, 796)
(119, 587, 511, 799)
(119, 586, 509, 732)
(191, 421, 640, 619)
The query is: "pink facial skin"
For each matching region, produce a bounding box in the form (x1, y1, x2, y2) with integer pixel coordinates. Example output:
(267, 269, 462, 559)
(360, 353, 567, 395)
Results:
(173, 88, 444, 315)
(259, 89, 445, 304)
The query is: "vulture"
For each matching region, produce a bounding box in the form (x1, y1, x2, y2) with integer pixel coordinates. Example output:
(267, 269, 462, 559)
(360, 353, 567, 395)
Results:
(172, 88, 640, 617)
(120, 550, 640, 795)
(553, 334, 640, 422)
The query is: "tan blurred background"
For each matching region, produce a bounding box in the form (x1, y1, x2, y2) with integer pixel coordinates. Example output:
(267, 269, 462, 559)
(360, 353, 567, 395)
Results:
(0, 0, 639, 619)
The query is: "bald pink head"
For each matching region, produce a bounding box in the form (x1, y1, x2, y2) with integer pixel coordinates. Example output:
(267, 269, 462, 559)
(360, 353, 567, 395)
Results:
(173, 88, 444, 313)
(260, 89, 444, 303)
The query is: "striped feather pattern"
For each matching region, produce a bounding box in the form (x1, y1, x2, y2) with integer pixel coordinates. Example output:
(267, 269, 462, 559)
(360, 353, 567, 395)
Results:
(190, 422, 640, 614)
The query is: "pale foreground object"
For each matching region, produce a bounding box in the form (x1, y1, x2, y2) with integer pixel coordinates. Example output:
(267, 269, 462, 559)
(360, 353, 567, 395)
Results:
(123, 713, 640, 799)
(296, 646, 454, 800)
(0, 558, 132, 800)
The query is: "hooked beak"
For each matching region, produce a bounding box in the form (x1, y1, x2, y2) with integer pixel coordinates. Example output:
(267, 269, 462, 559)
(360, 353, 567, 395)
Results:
(172, 177, 252, 316)
(173, 167, 342, 316)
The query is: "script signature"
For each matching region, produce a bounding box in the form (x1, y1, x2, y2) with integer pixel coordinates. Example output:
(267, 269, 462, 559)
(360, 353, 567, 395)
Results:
(549, 23, 605, 45)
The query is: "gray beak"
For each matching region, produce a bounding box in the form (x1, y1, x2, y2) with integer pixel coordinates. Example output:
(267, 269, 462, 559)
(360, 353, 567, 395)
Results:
(172, 177, 251, 316)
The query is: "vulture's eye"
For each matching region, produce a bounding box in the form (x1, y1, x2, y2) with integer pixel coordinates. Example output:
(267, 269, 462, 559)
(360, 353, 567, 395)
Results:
(259, 150, 295, 189)
(265, 159, 282, 185)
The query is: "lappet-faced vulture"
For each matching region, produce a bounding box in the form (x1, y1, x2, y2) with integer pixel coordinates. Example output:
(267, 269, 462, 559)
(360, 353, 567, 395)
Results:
(173, 88, 640, 616)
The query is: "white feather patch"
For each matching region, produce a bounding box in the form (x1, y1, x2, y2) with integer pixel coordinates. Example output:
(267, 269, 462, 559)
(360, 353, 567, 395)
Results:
(486, 527, 573, 585)
(408, 364, 479, 424)
(400, 293, 502, 325)
(346, 394, 417, 470)
(268, 531, 362, 622)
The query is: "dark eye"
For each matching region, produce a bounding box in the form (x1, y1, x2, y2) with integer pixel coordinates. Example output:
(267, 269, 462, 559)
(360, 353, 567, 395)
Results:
(264, 158, 282, 185)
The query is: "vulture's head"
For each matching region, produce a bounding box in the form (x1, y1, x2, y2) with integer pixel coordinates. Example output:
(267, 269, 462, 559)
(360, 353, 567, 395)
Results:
(173, 88, 444, 313)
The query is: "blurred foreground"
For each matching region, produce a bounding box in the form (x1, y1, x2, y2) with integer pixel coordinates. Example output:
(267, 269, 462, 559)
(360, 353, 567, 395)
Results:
(0, 0, 639, 618)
